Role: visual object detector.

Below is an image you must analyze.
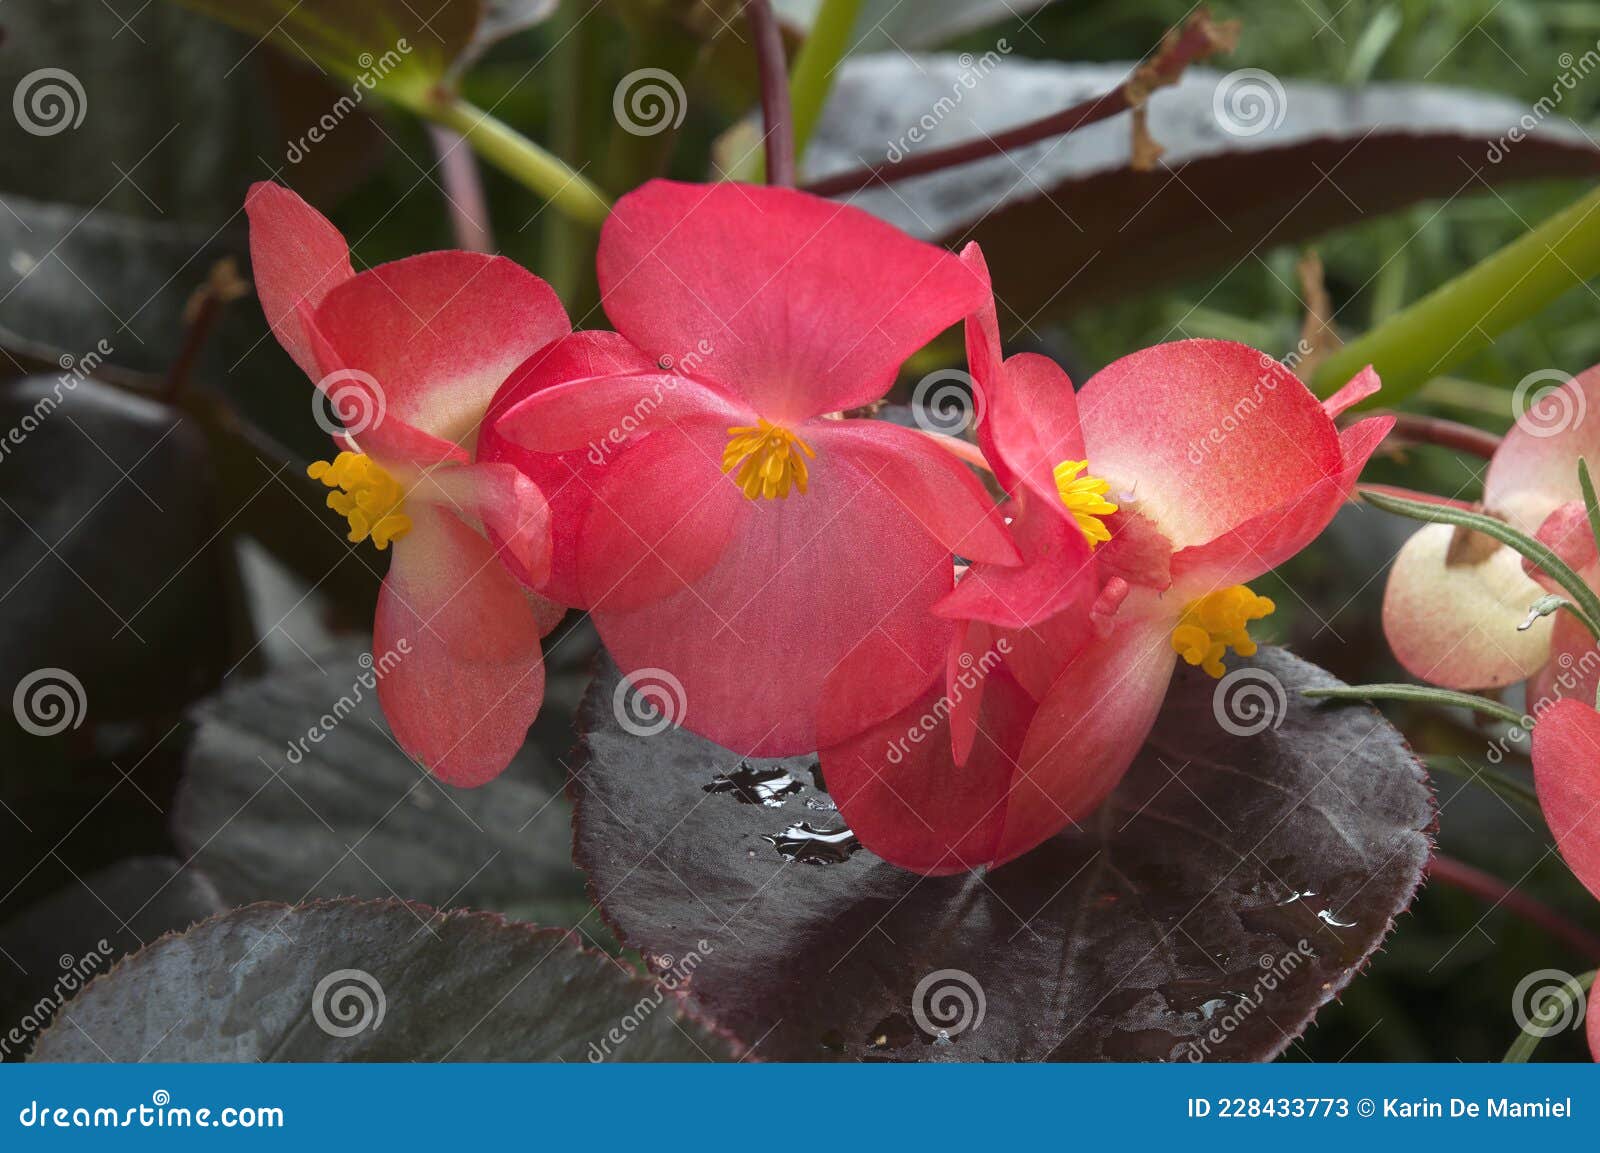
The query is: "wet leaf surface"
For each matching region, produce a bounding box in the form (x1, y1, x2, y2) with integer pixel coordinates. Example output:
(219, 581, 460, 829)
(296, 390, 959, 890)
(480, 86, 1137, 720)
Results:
(173, 646, 584, 918)
(31, 899, 736, 1061)
(807, 56, 1600, 317)
(574, 648, 1433, 1061)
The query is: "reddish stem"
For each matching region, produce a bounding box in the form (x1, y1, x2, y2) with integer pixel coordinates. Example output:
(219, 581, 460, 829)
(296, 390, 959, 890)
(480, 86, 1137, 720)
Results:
(428, 124, 493, 253)
(1428, 853, 1600, 964)
(1385, 412, 1502, 460)
(746, 0, 796, 187)
(1359, 483, 1475, 511)
(801, 10, 1238, 198)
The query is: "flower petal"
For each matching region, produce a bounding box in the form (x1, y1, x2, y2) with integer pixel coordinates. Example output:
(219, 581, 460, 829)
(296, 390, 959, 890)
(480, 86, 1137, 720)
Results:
(597, 180, 984, 422)
(375, 506, 546, 787)
(934, 490, 1094, 629)
(411, 461, 552, 591)
(1527, 612, 1600, 713)
(1381, 523, 1552, 689)
(1530, 698, 1600, 904)
(1484, 364, 1600, 532)
(313, 252, 569, 451)
(245, 182, 353, 378)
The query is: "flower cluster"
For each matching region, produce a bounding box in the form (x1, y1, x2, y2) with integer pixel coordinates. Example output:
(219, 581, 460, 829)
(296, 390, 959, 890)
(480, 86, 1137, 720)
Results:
(248, 178, 1389, 874)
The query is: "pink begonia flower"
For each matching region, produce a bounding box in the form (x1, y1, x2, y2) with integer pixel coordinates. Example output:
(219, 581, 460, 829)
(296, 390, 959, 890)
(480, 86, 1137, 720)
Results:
(819, 247, 1393, 874)
(246, 182, 569, 786)
(1530, 699, 1600, 909)
(1383, 367, 1600, 703)
(494, 180, 1018, 755)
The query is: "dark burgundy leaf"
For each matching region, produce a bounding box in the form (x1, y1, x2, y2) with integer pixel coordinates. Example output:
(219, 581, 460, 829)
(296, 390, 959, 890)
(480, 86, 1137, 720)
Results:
(573, 647, 1433, 1061)
(31, 899, 738, 1061)
(805, 56, 1600, 316)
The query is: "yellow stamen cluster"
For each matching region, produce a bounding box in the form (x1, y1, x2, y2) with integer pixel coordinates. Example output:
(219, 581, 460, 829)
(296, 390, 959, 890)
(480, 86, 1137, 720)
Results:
(1170, 585, 1276, 679)
(308, 451, 412, 550)
(1053, 459, 1119, 548)
(722, 420, 816, 501)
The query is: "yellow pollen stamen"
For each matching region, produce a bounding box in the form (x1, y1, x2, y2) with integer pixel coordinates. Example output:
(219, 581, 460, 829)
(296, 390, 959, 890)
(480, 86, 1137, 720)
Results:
(722, 419, 816, 501)
(307, 451, 412, 550)
(1169, 584, 1276, 679)
(1052, 459, 1119, 548)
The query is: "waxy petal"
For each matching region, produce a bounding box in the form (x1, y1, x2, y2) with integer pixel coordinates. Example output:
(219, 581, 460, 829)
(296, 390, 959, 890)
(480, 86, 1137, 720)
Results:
(375, 506, 546, 787)
(934, 489, 1094, 629)
(1527, 612, 1600, 714)
(313, 251, 569, 451)
(412, 461, 552, 591)
(245, 182, 353, 378)
(1530, 699, 1600, 904)
(597, 180, 985, 422)
(1484, 364, 1600, 533)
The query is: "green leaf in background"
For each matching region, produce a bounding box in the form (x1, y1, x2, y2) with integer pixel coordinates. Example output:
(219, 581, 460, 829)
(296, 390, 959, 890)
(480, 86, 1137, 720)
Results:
(30, 900, 738, 1060)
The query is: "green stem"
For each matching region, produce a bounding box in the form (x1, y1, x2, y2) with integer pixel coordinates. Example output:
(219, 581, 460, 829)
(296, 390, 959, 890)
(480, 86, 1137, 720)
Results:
(1303, 684, 1527, 728)
(1360, 487, 1600, 641)
(1310, 182, 1600, 406)
(418, 92, 611, 228)
(1579, 458, 1600, 558)
(1423, 755, 1541, 815)
(1503, 969, 1594, 1062)
(735, 0, 862, 181)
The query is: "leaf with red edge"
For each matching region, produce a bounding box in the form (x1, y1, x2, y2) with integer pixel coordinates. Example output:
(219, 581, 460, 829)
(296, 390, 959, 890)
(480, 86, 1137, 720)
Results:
(573, 648, 1432, 1061)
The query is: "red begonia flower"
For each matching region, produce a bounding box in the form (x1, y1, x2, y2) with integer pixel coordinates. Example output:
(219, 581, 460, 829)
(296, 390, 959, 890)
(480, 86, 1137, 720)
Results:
(1530, 699, 1600, 910)
(1383, 366, 1600, 693)
(246, 181, 569, 786)
(821, 264, 1391, 873)
(495, 180, 1017, 755)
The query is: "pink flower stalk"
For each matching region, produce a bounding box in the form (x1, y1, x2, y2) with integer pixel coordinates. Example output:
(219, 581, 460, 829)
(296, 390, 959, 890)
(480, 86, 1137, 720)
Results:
(247, 182, 569, 785)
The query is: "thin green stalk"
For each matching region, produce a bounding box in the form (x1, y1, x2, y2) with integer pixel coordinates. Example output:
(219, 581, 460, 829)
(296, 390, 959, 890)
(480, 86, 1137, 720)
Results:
(419, 92, 611, 228)
(1303, 684, 1527, 728)
(1423, 755, 1541, 815)
(735, 0, 862, 181)
(1360, 487, 1600, 641)
(1311, 182, 1600, 406)
(1578, 458, 1600, 557)
(1503, 969, 1594, 1062)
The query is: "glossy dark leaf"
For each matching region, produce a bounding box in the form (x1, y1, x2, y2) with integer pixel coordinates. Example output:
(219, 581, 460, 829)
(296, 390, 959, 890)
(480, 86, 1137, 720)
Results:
(174, 646, 583, 918)
(31, 899, 737, 1060)
(806, 57, 1600, 316)
(574, 648, 1433, 1061)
